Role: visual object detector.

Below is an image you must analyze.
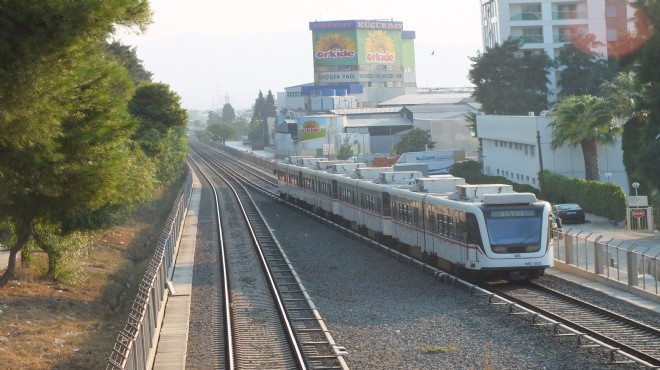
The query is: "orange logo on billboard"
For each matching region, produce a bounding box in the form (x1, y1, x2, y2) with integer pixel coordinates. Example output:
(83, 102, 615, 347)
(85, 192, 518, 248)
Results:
(365, 30, 396, 63)
(315, 34, 356, 59)
(301, 120, 321, 133)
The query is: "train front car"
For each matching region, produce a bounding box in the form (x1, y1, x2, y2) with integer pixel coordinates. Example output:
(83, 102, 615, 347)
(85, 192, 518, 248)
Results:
(476, 193, 553, 281)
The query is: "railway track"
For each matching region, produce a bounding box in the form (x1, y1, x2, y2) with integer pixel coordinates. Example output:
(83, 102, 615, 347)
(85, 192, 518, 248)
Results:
(207, 142, 660, 369)
(190, 144, 348, 369)
(487, 281, 660, 367)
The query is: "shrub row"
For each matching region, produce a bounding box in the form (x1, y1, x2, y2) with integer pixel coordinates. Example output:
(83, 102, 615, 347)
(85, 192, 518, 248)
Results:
(450, 160, 626, 221)
(542, 170, 626, 221)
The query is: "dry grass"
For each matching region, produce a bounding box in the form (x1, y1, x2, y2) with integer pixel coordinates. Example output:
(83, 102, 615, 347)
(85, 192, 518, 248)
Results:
(0, 182, 182, 370)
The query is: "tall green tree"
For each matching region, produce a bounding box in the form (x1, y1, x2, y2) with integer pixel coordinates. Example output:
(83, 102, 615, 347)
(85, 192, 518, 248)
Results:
(624, 1, 660, 191)
(469, 38, 552, 115)
(207, 123, 235, 144)
(0, 1, 152, 284)
(395, 128, 434, 154)
(554, 33, 619, 98)
(106, 40, 153, 85)
(222, 103, 236, 123)
(598, 72, 648, 192)
(549, 95, 621, 181)
(336, 137, 354, 160)
(207, 110, 222, 126)
(129, 82, 189, 183)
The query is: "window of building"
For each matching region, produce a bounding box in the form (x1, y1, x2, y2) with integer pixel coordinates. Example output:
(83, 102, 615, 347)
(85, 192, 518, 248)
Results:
(520, 27, 543, 43)
(555, 3, 577, 20)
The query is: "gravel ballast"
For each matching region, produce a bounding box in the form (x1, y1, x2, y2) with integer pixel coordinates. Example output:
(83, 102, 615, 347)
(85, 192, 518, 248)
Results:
(252, 191, 655, 370)
(186, 172, 657, 369)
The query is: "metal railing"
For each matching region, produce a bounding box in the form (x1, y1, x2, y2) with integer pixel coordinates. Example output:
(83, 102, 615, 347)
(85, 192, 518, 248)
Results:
(107, 170, 193, 370)
(553, 229, 660, 299)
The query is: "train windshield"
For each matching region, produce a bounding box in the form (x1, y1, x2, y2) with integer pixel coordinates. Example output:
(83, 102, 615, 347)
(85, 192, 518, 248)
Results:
(483, 207, 544, 254)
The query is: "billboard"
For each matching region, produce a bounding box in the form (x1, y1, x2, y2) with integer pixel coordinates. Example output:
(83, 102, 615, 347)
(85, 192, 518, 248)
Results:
(298, 117, 327, 142)
(310, 20, 406, 84)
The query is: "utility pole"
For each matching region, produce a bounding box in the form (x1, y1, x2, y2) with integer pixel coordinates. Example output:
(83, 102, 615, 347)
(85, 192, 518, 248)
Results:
(537, 130, 545, 199)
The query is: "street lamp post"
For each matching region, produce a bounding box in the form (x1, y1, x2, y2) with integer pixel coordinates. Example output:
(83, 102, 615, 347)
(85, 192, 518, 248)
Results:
(605, 172, 612, 183)
(632, 182, 640, 196)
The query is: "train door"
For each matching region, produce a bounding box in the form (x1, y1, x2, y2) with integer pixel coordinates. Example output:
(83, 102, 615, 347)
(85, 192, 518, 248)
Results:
(465, 213, 481, 267)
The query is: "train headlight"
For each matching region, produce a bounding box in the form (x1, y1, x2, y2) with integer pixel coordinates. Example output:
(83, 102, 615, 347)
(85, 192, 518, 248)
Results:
(492, 246, 507, 253)
(525, 245, 540, 252)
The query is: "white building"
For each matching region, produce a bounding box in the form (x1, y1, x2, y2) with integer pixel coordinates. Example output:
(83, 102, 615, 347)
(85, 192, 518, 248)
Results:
(477, 114, 628, 194)
(480, 0, 634, 98)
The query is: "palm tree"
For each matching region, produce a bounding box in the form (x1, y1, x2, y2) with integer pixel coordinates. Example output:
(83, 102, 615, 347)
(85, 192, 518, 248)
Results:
(549, 95, 621, 181)
(598, 71, 646, 125)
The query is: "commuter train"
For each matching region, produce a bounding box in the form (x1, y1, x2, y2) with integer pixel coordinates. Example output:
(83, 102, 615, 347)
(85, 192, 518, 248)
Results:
(276, 159, 554, 282)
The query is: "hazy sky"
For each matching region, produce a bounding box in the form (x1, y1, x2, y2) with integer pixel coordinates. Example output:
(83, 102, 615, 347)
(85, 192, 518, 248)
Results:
(117, 0, 483, 111)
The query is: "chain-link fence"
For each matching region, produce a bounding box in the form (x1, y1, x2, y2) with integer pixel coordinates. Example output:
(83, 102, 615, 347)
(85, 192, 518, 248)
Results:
(106, 170, 193, 370)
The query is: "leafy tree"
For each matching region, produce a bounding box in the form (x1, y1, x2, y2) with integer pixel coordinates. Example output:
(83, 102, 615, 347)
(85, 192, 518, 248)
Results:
(549, 95, 621, 181)
(247, 119, 264, 143)
(207, 123, 235, 144)
(207, 110, 222, 126)
(0, 1, 152, 284)
(395, 128, 434, 154)
(555, 33, 619, 98)
(336, 137, 354, 160)
(106, 40, 153, 85)
(129, 82, 188, 183)
(222, 103, 236, 123)
(252, 90, 267, 122)
(624, 1, 660, 191)
(264, 90, 278, 118)
(468, 38, 552, 115)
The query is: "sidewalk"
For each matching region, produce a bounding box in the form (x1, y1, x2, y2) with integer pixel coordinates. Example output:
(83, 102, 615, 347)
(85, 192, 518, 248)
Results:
(563, 213, 660, 254)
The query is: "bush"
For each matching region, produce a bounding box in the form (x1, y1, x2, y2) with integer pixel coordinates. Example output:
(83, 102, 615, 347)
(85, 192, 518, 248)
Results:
(542, 171, 626, 221)
(450, 161, 626, 221)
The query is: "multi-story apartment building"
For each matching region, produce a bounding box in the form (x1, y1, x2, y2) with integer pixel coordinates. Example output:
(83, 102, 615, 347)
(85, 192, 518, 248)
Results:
(480, 0, 633, 99)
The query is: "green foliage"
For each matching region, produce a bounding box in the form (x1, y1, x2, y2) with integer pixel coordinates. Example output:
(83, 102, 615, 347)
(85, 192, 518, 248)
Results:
(129, 83, 189, 182)
(395, 128, 434, 154)
(554, 33, 619, 98)
(247, 119, 265, 143)
(153, 127, 189, 184)
(251, 90, 277, 121)
(222, 103, 236, 122)
(626, 1, 660, 191)
(549, 95, 620, 180)
(33, 222, 93, 284)
(468, 38, 552, 115)
(0, 1, 154, 283)
(129, 82, 188, 135)
(207, 110, 222, 126)
(449, 160, 540, 196)
(542, 171, 626, 221)
(106, 41, 153, 85)
(336, 137, 354, 160)
(206, 123, 236, 142)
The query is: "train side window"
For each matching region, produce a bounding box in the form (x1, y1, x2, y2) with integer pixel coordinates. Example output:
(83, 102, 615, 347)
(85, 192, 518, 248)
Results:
(413, 207, 420, 227)
(446, 216, 454, 238)
(428, 211, 436, 232)
(382, 193, 391, 217)
(466, 213, 482, 246)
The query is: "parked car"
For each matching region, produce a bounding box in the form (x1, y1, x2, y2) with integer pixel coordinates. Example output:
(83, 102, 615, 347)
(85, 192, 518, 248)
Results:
(552, 203, 585, 224)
